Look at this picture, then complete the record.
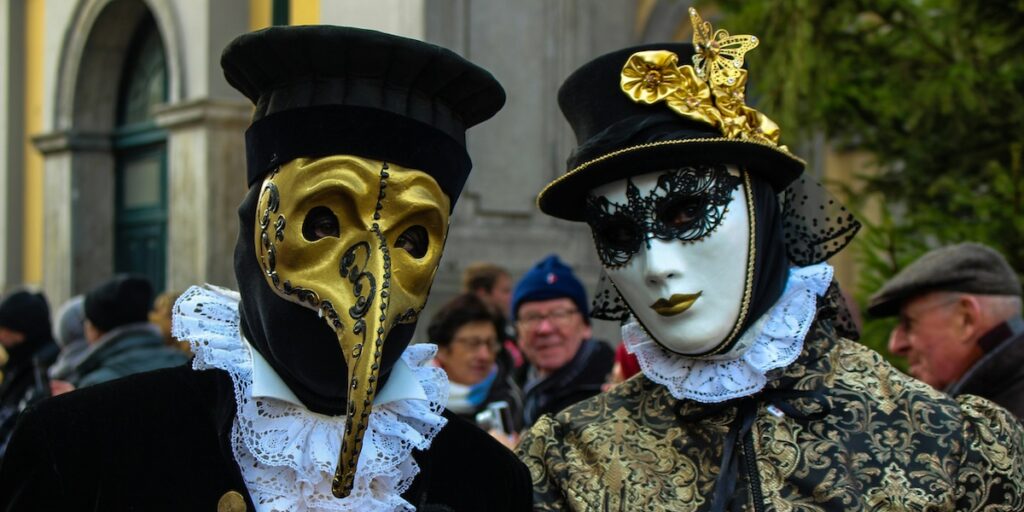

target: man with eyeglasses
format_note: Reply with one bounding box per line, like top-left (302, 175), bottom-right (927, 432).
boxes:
top-left (869, 242), bottom-right (1024, 419)
top-left (511, 255), bottom-right (613, 428)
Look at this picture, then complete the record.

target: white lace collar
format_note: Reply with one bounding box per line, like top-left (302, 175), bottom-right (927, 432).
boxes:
top-left (247, 340), bottom-right (427, 407)
top-left (622, 263), bottom-right (833, 403)
top-left (173, 285), bottom-right (448, 512)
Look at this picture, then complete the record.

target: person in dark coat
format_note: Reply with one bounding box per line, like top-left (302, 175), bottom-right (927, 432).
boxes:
top-left (0, 26), bottom-right (530, 512)
top-left (46, 295), bottom-right (89, 381)
top-left (512, 255), bottom-right (614, 429)
top-left (428, 293), bottom-right (524, 435)
top-left (0, 290), bottom-right (57, 460)
top-left (53, 275), bottom-right (188, 392)
top-left (869, 242), bottom-right (1024, 419)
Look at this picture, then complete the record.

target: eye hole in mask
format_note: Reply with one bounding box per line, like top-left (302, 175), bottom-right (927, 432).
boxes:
top-left (584, 164), bottom-right (741, 268)
top-left (655, 195), bottom-right (706, 229)
top-left (590, 215), bottom-right (642, 267)
top-left (302, 206), bottom-right (341, 241)
top-left (394, 225), bottom-right (429, 259)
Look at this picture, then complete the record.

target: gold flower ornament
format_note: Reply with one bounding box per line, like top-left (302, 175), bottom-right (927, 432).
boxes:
top-left (619, 7), bottom-right (786, 150)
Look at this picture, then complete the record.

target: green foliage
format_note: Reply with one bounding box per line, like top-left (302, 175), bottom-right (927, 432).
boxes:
top-left (713, 1), bottom-right (1024, 364)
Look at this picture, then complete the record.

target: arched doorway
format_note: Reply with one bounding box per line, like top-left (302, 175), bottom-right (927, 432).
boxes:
top-left (38, 0), bottom-right (251, 306)
top-left (113, 13), bottom-right (168, 291)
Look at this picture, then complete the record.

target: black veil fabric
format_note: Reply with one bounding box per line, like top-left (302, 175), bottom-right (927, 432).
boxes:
top-left (591, 172), bottom-right (861, 339)
top-left (233, 184), bottom-right (411, 416)
top-left (781, 176), bottom-right (860, 266)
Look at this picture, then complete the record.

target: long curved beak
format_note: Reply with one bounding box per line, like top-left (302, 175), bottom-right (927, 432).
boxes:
top-left (330, 230), bottom-right (391, 498)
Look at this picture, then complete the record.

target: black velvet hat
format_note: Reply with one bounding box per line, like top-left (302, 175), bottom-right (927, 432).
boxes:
top-left (538, 42), bottom-right (806, 221)
top-left (221, 25), bottom-right (506, 208)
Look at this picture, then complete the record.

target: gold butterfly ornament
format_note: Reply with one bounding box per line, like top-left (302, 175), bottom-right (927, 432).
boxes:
top-left (619, 7), bottom-right (784, 149)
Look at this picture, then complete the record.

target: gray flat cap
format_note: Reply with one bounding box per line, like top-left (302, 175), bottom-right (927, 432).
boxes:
top-left (868, 242), bottom-right (1022, 317)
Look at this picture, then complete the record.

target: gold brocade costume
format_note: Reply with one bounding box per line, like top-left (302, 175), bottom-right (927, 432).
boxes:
top-left (516, 303), bottom-right (1024, 511)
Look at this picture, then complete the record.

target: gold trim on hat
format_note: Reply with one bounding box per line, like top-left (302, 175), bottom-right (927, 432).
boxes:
top-left (536, 137), bottom-right (805, 210)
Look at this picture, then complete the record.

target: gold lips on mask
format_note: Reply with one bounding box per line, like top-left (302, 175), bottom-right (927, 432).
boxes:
top-left (650, 292), bottom-right (702, 316)
top-left (254, 156), bottom-right (450, 498)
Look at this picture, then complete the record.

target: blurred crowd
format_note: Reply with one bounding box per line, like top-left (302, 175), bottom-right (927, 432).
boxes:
top-left (424, 241), bottom-right (1024, 454)
top-left (0, 274), bottom-right (190, 458)
top-left (3, 241), bottom-right (1021, 464)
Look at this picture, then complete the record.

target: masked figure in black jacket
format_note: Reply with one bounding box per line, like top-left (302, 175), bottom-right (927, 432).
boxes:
top-left (0, 26), bottom-right (531, 512)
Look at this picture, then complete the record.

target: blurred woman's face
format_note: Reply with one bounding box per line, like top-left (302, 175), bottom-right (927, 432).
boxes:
top-left (436, 320), bottom-right (499, 385)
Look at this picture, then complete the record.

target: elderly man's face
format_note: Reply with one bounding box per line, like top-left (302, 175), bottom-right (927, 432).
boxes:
top-left (887, 292), bottom-right (979, 389)
top-left (517, 298), bottom-right (591, 376)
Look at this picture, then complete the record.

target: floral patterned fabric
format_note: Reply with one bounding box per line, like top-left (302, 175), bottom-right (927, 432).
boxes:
top-left (516, 300), bottom-right (1024, 511)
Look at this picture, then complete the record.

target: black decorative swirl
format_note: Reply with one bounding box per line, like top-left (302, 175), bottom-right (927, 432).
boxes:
top-left (259, 182), bottom-right (279, 230)
top-left (339, 240), bottom-right (376, 337)
top-left (259, 182), bottom-right (282, 286)
top-left (318, 300), bottom-right (344, 332)
top-left (392, 307), bottom-right (418, 326)
top-left (257, 178), bottom-right (345, 331)
top-left (274, 215), bottom-right (285, 242)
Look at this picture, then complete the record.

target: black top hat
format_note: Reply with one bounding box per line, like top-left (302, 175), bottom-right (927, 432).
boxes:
top-left (538, 41), bottom-right (805, 221)
top-left (221, 25), bottom-right (506, 208)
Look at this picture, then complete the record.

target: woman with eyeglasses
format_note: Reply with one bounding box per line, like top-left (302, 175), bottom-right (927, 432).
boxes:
top-left (429, 293), bottom-right (524, 440)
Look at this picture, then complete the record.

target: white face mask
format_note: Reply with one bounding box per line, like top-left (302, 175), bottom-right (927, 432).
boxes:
top-left (586, 165), bottom-right (752, 357)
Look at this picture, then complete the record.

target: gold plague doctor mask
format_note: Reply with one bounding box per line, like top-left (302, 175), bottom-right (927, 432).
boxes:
top-left (254, 155), bottom-right (450, 498)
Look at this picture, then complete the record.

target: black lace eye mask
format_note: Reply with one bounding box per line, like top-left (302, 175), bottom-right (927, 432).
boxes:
top-left (584, 164), bottom-right (742, 268)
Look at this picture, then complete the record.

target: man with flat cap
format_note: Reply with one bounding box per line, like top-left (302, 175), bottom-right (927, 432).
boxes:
top-left (869, 242), bottom-right (1024, 419)
top-left (0, 26), bottom-right (530, 511)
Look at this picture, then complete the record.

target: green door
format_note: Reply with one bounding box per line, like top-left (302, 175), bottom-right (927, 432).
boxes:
top-left (114, 14), bottom-right (168, 292)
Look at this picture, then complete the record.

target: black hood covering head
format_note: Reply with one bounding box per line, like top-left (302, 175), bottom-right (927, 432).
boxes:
top-left (223, 25), bottom-right (505, 416)
top-left (234, 185), bottom-right (412, 416)
top-left (743, 172), bottom-right (789, 339)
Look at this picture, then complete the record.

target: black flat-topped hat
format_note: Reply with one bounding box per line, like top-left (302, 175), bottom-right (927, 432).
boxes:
top-left (538, 9), bottom-right (805, 221)
top-left (222, 25), bottom-right (506, 208)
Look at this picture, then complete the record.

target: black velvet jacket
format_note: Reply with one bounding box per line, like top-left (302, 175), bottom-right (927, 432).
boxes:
top-left (0, 365), bottom-right (532, 511)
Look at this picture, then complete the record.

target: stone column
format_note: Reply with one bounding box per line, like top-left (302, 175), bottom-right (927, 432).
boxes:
top-left (0, 0), bottom-right (25, 291)
top-left (155, 98), bottom-right (251, 292)
top-left (34, 131), bottom-right (115, 306)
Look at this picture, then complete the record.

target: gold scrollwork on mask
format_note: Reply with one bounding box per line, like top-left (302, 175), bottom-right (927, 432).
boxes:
top-left (254, 156), bottom-right (450, 498)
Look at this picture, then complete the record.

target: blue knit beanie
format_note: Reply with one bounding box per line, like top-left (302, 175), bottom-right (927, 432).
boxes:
top-left (511, 255), bottom-right (588, 320)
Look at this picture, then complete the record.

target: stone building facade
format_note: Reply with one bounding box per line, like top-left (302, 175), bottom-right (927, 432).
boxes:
top-left (0, 1), bottom-right (856, 343)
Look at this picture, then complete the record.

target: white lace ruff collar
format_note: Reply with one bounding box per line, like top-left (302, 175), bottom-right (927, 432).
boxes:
top-left (622, 263), bottom-right (833, 403)
top-left (173, 285), bottom-right (448, 512)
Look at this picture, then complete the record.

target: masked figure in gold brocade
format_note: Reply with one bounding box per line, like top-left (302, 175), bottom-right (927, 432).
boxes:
top-left (515, 8), bottom-right (1024, 511)
top-left (0, 26), bottom-right (532, 512)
